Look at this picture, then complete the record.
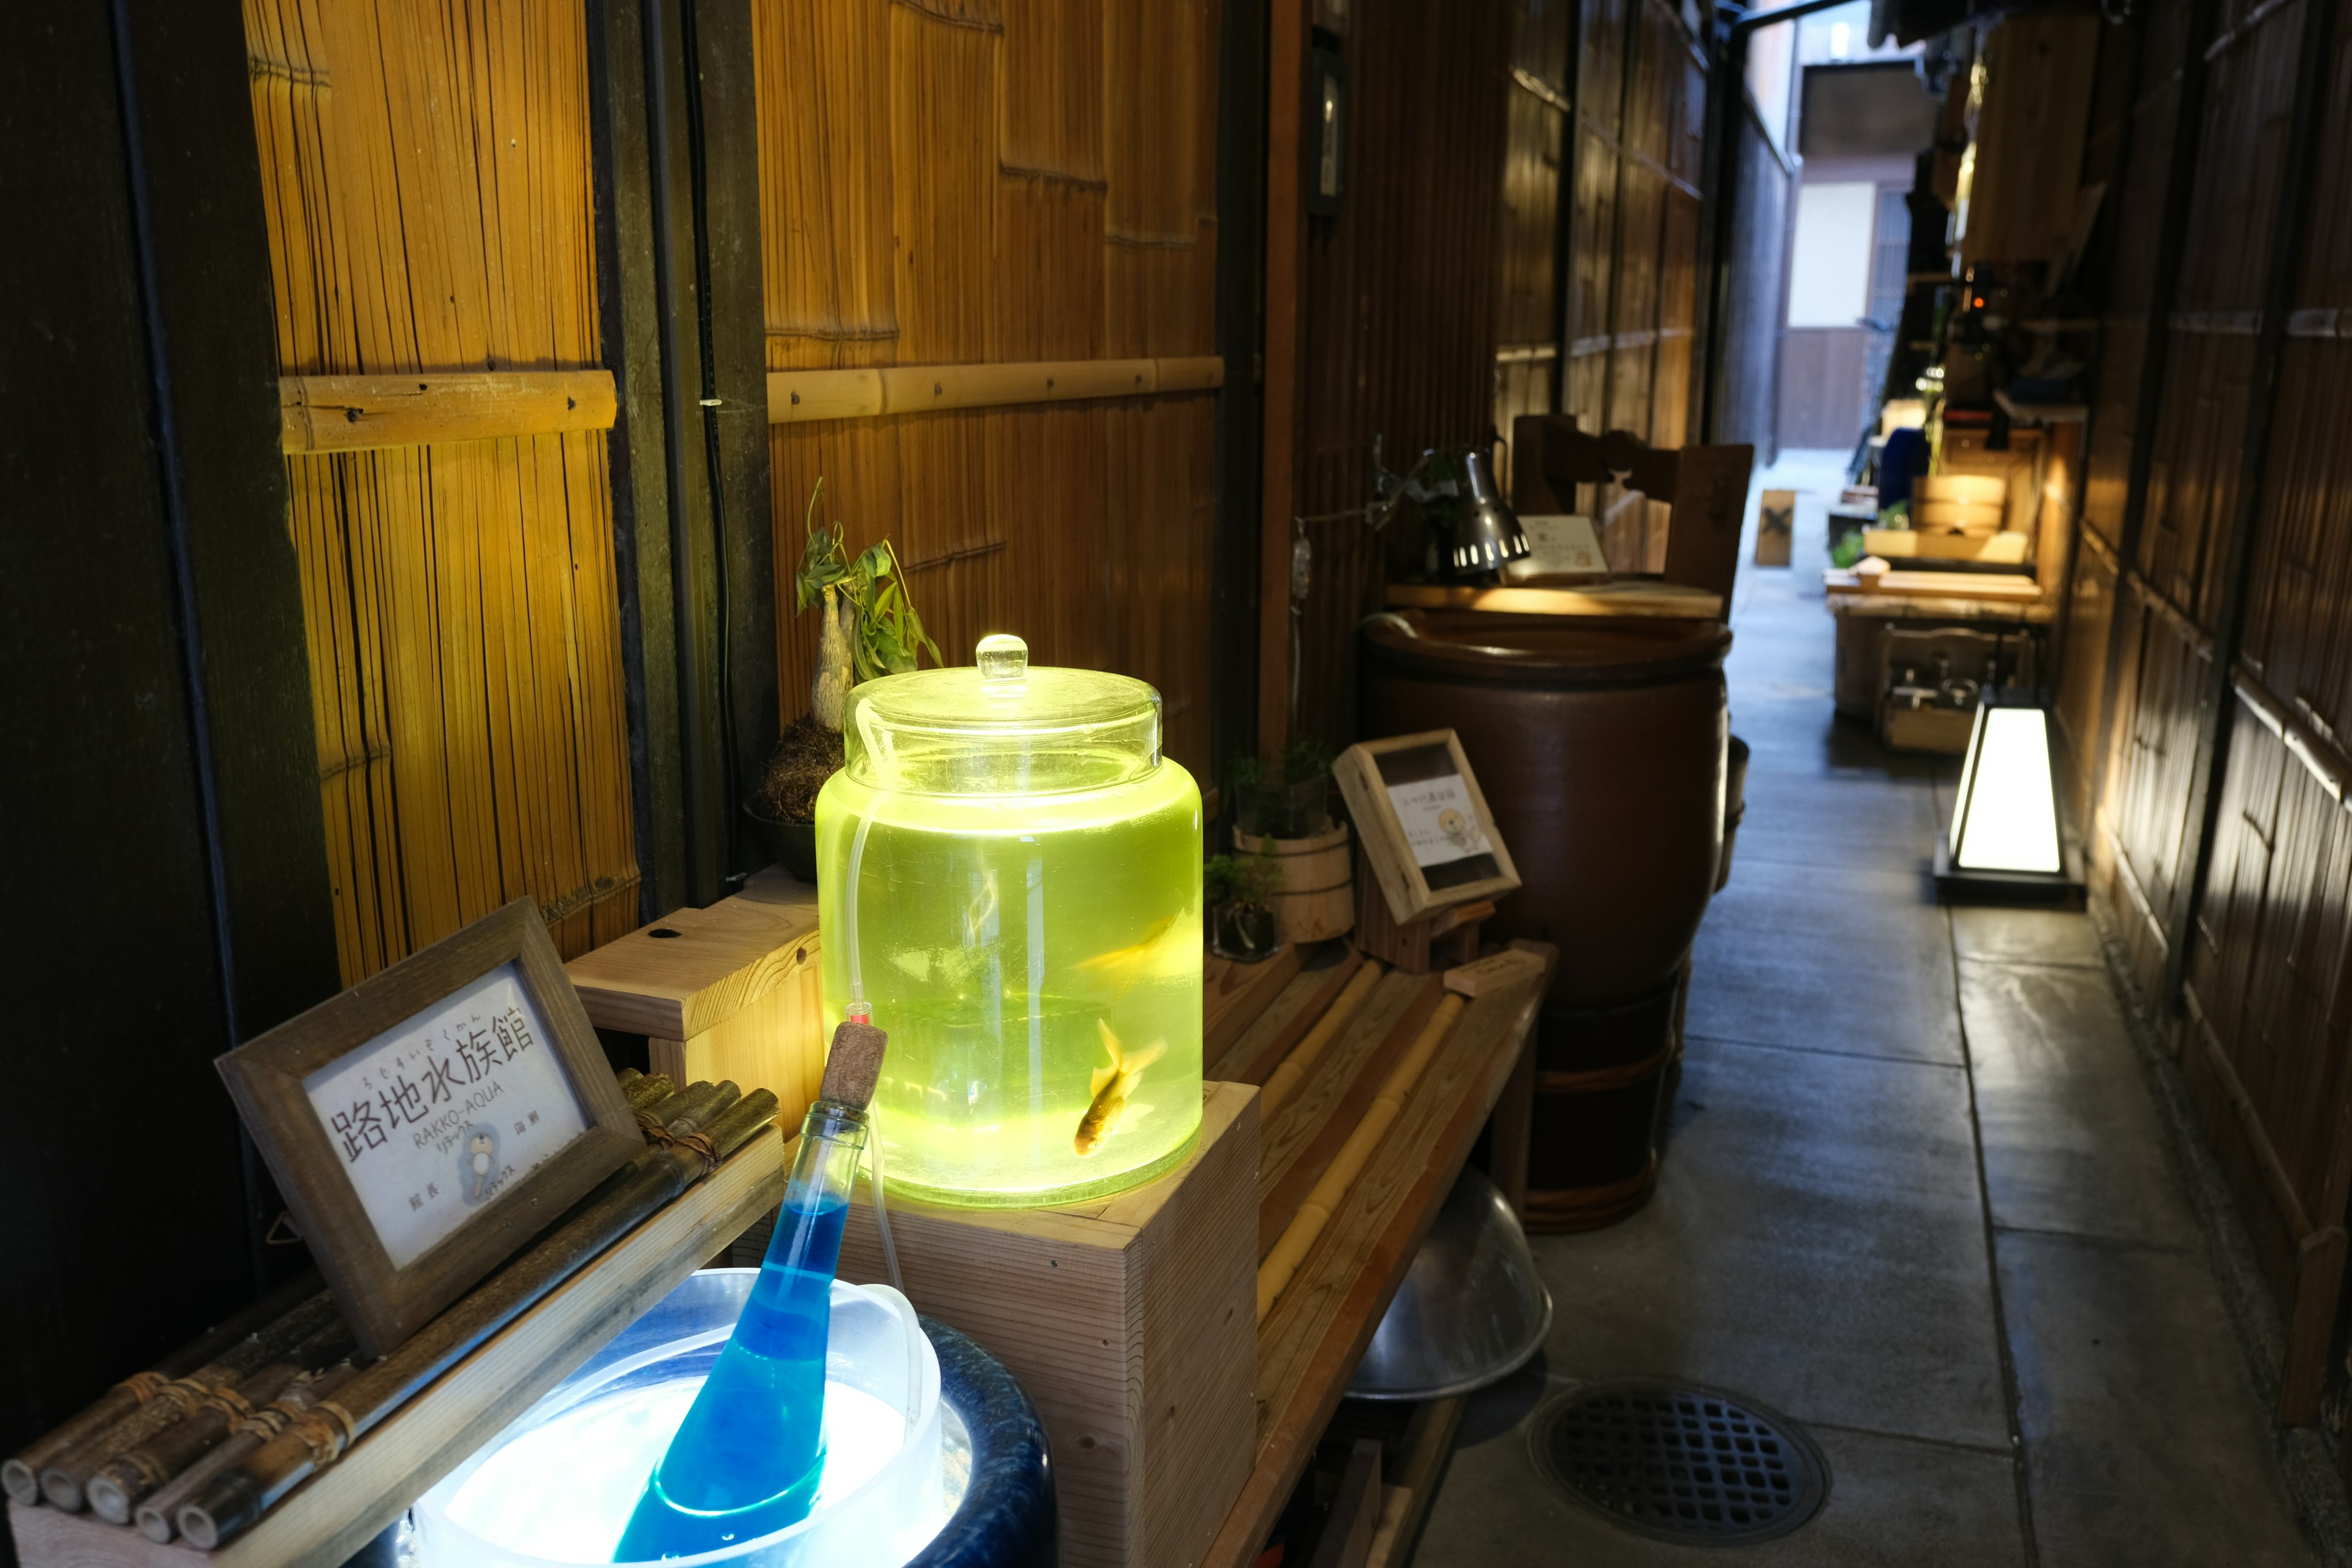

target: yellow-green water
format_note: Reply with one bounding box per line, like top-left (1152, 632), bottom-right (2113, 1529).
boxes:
top-left (814, 762), bottom-right (1203, 1207)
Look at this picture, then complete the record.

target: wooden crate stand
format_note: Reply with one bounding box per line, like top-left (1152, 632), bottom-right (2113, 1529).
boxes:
top-left (566, 869), bottom-right (826, 1128)
top-left (838, 1083), bottom-right (1260, 1568)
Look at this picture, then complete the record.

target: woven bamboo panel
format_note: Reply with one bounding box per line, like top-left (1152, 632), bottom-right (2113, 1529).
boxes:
top-left (755, 0), bottom-right (1221, 775)
top-left (243, 0), bottom-right (638, 981)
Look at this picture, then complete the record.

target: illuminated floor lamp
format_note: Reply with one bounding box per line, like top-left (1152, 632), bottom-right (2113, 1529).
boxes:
top-left (1936, 695), bottom-right (2084, 900)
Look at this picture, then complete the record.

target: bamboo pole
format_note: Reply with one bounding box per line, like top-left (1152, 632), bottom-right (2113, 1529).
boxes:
top-left (1, 1270), bottom-right (324, 1506)
top-left (767, 355), bottom-right (1224, 424)
top-left (37, 1292), bottom-right (344, 1512)
top-left (279, 372), bottom-right (617, 453)
top-left (134, 1360), bottom-right (362, 1545)
top-left (180, 1090), bottom-right (781, 1549)
top-left (1258, 962), bottom-right (1385, 1120)
top-left (85, 1317), bottom-right (355, 1525)
top-left (1257, 995), bottom-right (1469, 1321)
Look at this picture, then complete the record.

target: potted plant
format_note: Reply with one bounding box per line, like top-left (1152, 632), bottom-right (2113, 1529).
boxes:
top-left (1205, 847), bottom-right (1284, 962)
top-left (747, 480), bottom-right (940, 878)
top-left (1230, 740), bottom-right (1355, 942)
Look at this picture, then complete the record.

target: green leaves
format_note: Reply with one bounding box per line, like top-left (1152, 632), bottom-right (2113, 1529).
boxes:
top-left (791, 478), bottom-right (942, 684)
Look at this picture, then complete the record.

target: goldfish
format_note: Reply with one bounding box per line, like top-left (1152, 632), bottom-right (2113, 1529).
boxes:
top-left (1073, 1018), bottom-right (1163, 1157)
top-left (1074, 911), bottom-right (1195, 987)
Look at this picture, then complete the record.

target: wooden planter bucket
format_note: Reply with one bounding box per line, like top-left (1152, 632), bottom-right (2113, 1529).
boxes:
top-left (1234, 823), bottom-right (1355, 942)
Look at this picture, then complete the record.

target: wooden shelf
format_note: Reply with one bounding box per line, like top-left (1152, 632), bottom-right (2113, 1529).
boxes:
top-left (1197, 941), bottom-right (1553, 1568)
top-left (1385, 579), bottom-right (1722, 619)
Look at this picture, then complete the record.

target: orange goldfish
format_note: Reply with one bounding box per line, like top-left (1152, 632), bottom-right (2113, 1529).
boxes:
top-left (1073, 1019), bottom-right (1164, 1157)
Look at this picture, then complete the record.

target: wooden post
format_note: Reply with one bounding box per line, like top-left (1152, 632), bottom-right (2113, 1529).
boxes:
top-left (1258, 0), bottom-right (1311, 759)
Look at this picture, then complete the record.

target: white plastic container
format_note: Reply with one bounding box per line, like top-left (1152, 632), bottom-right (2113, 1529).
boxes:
top-left (413, 1270), bottom-right (966, 1568)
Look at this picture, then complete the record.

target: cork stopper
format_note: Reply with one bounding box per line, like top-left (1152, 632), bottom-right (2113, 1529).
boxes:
top-left (818, 1020), bottom-right (888, 1110)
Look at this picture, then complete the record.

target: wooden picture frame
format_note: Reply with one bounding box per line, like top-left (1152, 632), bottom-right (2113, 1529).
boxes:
top-left (1334, 730), bottom-right (1521, 926)
top-left (217, 899), bottom-right (641, 1360)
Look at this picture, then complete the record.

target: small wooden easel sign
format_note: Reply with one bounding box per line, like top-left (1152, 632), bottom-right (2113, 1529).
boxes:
top-left (1333, 730), bottom-right (1520, 973)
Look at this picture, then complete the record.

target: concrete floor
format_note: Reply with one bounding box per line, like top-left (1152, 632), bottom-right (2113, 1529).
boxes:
top-left (1411, 453), bottom-right (2317, 1567)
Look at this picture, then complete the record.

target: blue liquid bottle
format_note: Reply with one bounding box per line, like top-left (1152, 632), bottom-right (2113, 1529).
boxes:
top-left (615, 1025), bottom-right (884, 1561)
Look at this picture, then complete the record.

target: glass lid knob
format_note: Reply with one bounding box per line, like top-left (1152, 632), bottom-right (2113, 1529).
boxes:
top-left (976, 633), bottom-right (1028, 693)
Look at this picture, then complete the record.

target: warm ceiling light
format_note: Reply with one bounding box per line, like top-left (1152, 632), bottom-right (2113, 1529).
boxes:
top-left (1937, 701), bottom-right (2078, 899)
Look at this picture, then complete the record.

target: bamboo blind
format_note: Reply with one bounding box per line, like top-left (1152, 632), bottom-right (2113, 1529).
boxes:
top-left (244, 0), bottom-right (639, 982)
top-left (752, 0), bottom-right (1223, 775)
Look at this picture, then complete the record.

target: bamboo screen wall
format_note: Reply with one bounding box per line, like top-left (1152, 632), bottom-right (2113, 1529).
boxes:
top-left (2056, 0), bottom-right (2352, 1411)
top-left (2098, 0), bottom-right (2305, 1002)
top-left (2179, 0), bottom-right (2352, 1324)
top-left (243, 0), bottom-right (639, 981)
top-left (752, 0), bottom-right (1222, 774)
top-left (1562, 0), bottom-right (1709, 570)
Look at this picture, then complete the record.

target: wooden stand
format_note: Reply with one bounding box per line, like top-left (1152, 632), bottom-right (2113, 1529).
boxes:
top-left (567, 868), bottom-right (825, 1127)
top-left (1352, 878), bottom-right (1487, 974)
top-left (836, 1084), bottom-right (1260, 1568)
top-left (7, 1136), bottom-right (785, 1568)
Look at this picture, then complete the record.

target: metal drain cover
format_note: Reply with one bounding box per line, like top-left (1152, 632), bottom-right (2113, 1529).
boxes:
top-left (1532, 1381), bottom-right (1829, 1544)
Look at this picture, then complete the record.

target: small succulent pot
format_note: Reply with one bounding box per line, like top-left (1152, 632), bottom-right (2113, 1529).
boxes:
top-left (1211, 902), bottom-right (1283, 963)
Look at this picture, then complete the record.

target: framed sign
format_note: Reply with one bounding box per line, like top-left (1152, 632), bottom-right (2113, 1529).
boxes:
top-left (1335, 730), bottom-right (1521, 925)
top-left (217, 899), bottom-right (641, 1359)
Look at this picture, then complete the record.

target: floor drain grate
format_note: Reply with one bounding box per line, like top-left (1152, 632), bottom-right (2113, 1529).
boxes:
top-left (1531, 1381), bottom-right (1829, 1545)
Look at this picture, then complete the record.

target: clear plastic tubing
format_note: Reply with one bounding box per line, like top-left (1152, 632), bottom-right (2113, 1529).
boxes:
top-left (613, 1101), bottom-right (869, 1558)
top-left (843, 793), bottom-right (905, 1299)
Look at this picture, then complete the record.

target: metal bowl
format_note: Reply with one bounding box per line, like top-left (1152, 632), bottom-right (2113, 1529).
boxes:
top-left (1346, 1165), bottom-right (1552, 1401)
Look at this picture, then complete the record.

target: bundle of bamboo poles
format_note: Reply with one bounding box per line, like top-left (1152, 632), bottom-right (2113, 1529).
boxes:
top-left (6, 1068), bottom-right (776, 1550)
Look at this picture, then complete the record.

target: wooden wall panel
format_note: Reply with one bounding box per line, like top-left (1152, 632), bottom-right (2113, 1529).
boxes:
top-left (2101, 0), bottom-right (2301, 1001)
top-left (1715, 94), bottom-right (1792, 461)
top-left (244, 0), bottom-right (639, 979)
top-left (1493, 0), bottom-right (1574, 492)
top-left (2062, 0), bottom-right (2352, 1404)
top-left (758, 0), bottom-right (1222, 775)
top-left (1288, 0), bottom-right (1513, 749)
top-left (1551, 0), bottom-right (1709, 569)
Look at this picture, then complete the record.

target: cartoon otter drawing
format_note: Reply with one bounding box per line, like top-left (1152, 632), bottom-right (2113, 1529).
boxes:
top-left (468, 1131), bottom-right (496, 1199)
top-left (1439, 807), bottom-right (1476, 853)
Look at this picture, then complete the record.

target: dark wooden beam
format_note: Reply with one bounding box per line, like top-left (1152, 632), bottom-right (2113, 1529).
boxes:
top-left (1214, 0), bottom-right (1269, 793)
top-left (681, 0), bottom-right (777, 889)
top-left (588, 0), bottom-right (689, 924)
top-left (1259, 0), bottom-right (1310, 758)
top-left (0, 0), bottom-right (336, 1474)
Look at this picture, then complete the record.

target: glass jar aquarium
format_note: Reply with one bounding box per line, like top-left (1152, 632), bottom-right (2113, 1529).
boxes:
top-left (815, 635), bottom-right (1203, 1208)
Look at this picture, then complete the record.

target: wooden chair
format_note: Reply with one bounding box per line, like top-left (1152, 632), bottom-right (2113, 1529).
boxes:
top-left (1509, 414), bottom-right (1754, 616)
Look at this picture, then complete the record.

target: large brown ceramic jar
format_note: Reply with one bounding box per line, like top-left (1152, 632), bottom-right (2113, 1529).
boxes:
top-left (1360, 608), bottom-right (1730, 1229)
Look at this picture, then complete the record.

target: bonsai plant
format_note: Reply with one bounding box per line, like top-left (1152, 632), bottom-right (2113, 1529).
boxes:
top-left (1231, 738), bottom-right (1336, 840)
top-left (748, 480), bottom-right (940, 876)
top-left (1228, 739), bottom-right (1355, 943)
top-left (1205, 847), bottom-right (1284, 962)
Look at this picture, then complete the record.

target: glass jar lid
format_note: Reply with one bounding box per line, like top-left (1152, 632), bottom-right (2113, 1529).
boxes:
top-left (843, 634), bottom-right (1163, 796)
